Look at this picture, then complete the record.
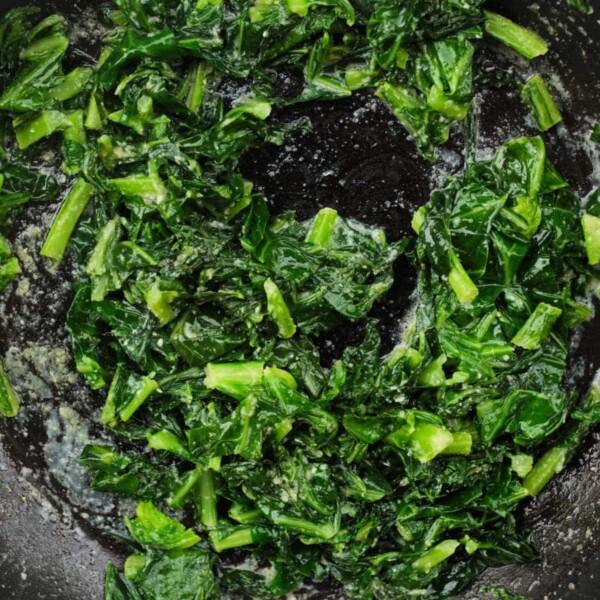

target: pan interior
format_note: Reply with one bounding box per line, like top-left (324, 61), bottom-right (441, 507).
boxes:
top-left (0, 1), bottom-right (600, 599)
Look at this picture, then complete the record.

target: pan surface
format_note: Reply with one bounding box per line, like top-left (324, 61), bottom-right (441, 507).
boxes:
top-left (0, 1), bottom-right (599, 599)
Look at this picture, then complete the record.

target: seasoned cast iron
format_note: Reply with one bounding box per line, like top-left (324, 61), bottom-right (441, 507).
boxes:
top-left (0, 1), bottom-right (599, 598)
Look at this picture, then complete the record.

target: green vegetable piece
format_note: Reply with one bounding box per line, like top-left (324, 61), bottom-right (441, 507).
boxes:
top-left (148, 430), bottom-right (192, 461)
top-left (124, 549), bottom-right (217, 598)
top-left (582, 213), bottom-right (600, 265)
top-left (417, 355), bottom-right (447, 388)
top-left (427, 84), bottom-right (469, 120)
top-left (272, 513), bottom-right (338, 540)
top-left (102, 367), bottom-right (158, 426)
top-left (145, 281), bottom-right (180, 326)
top-left (0, 360), bottom-right (19, 417)
top-left (62, 110), bottom-right (87, 175)
top-left (376, 81), bottom-right (449, 159)
top-left (345, 67), bottom-right (376, 91)
top-left (448, 250), bottom-right (479, 303)
top-left (306, 207), bottom-right (338, 249)
top-left (204, 361), bottom-right (265, 400)
top-left (125, 501), bottom-right (201, 549)
top-left (199, 469), bottom-right (218, 528)
top-left (15, 110), bottom-right (70, 149)
top-left (170, 312), bottom-right (245, 367)
top-left (264, 278), bottom-right (296, 339)
top-left (484, 11), bottom-right (548, 59)
top-left (185, 63), bottom-right (208, 113)
top-left (411, 206), bottom-right (426, 234)
top-left (229, 503), bottom-right (261, 525)
top-left (21, 25), bottom-right (67, 62)
top-left (0, 29), bottom-right (69, 113)
top-left (41, 178), bottom-right (93, 261)
top-left (210, 526), bottom-right (266, 552)
top-left (521, 74), bottom-right (563, 132)
top-left (386, 412), bottom-right (454, 463)
top-left (440, 431), bottom-right (473, 455)
top-left (511, 302), bottom-right (562, 350)
top-left (105, 563), bottom-right (143, 599)
top-left (412, 539), bottom-right (460, 574)
top-left (263, 366), bottom-right (298, 390)
top-left (0, 235), bottom-right (22, 291)
top-left (51, 66), bottom-right (93, 101)
top-left (510, 454), bottom-right (534, 478)
top-left (566, 299), bottom-right (593, 328)
top-left (591, 122), bottom-right (600, 143)
top-left (124, 555), bottom-right (147, 581)
top-left (119, 376), bottom-right (158, 421)
top-left (86, 219), bottom-right (122, 301)
top-left (85, 92), bottom-right (104, 130)
top-left (508, 195), bottom-right (542, 239)
top-left (523, 447), bottom-right (567, 496)
top-left (285, 0), bottom-right (354, 25)
top-left (111, 171), bottom-right (167, 205)
top-left (168, 468), bottom-right (203, 509)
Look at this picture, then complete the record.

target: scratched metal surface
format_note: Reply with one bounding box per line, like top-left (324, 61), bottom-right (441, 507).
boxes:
top-left (0, 1), bottom-right (599, 599)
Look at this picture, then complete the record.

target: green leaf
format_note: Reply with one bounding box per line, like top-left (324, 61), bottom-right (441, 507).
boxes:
top-left (125, 501), bottom-right (201, 550)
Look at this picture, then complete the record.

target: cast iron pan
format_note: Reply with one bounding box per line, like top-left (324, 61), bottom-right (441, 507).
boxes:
top-left (0, 1), bottom-right (599, 598)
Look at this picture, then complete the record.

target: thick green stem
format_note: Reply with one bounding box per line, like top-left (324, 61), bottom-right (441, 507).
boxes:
top-left (51, 67), bottom-right (93, 102)
top-left (582, 213), bottom-right (600, 265)
top-left (15, 110), bottom-right (70, 149)
top-left (523, 447), bottom-right (567, 496)
top-left (168, 468), bottom-right (203, 508)
top-left (41, 178), bottom-right (93, 261)
top-left (186, 62), bottom-right (208, 112)
top-left (484, 11), bottom-right (548, 59)
top-left (272, 514), bottom-right (337, 540)
top-left (199, 469), bottom-right (218, 528)
top-left (511, 302), bottom-right (562, 350)
top-left (440, 431), bottom-right (473, 456)
top-left (120, 377), bottom-right (158, 422)
top-left (521, 74), bottom-right (562, 132)
top-left (210, 526), bottom-right (260, 552)
top-left (412, 539), bottom-right (460, 574)
top-left (229, 503), bottom-right (262, 524)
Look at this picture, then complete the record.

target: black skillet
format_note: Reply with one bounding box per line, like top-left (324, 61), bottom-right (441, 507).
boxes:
top-left (1, 1), bottom-right (599, 598)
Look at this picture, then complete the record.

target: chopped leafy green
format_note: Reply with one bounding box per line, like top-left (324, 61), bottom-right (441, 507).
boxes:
top-left (73, 134), bottom-right (593, 599)
top-left (125, 501), bottom-right (201, 550)
top-left (0, 359), bottom-right (19, 417)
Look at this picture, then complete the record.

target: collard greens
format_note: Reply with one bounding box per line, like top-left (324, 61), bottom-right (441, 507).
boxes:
top-left (0, 2), bottom-right (598, 600)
